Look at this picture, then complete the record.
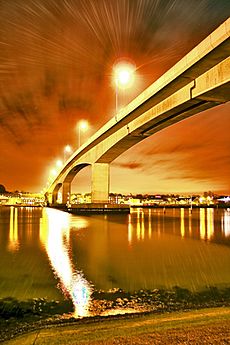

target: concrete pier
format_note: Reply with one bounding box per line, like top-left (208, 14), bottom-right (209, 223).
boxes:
top-left (51, 203), bottom-right (130, 214)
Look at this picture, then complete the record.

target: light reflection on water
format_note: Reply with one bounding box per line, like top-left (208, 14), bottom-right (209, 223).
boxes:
top-left (180, 208), bottom-right (185, 238)
top-left (128, 207), bottom-right (230, 243)
top-left (8, 207), bottom-right (19, 252)
top-left (200, 208), bottom-right (206, 240)
top-left (39, 208), bottom-right (92, 317)
top-left (222, 209), bottom-right (230, 236)
top-left (1, 206), bottom-right (230, 311)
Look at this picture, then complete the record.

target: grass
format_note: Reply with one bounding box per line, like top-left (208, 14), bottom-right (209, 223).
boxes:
top-left (4, 307), bottom-right (230, 344)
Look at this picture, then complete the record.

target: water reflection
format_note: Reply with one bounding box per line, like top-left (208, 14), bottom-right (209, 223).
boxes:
top-left (148, 209), bottom-right (152, 239)
top-left (189, 209), bottom-right (192, 235)
top-left (8, 207), bottom-right (19, 252)
top-left (200, 208), bottom-right (206, 240)
top-left (3, 206), bottom-right (230, 310)
top-left (40, 208), bottom-right (92, 317)
top-left (180, 208), bottom-right (185, 238)
top-left (207, 208), bottom-right (214, 240)
top-left (129, 207), bottom-right (230, 243)
top-left (128, 214), bottom-right (133, 245)
top-left (136, 208), bottom-right (141, 241)
top-left (222, 209), bottom-right (230, 236)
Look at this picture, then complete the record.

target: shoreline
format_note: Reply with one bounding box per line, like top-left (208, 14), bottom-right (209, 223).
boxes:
top-left (1, 286), bottom-right (230, 343)
top-left (131, 204), bottom-right (230, 209)
top-left (0, 204), bottom-right (229, 209)
top-left (2, 306), bottom-right (230, 344)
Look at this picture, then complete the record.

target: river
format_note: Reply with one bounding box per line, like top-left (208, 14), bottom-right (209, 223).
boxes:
top-left (0, 206), bottom-right (230, 317)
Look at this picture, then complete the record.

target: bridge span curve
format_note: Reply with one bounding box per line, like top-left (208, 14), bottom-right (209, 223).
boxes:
top-left (45, 18), bottom-right (230, 205)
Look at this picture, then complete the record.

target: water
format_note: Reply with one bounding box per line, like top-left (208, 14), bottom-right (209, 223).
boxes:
top-left (0, 206), bottom-right (230, 317)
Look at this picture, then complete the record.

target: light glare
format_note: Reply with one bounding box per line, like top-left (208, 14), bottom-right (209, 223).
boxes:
top-left (79, 120), bottom-right (89, 132)
top-left (113, 61), bottom-right (136, 89)
top-left (56, 160), bottom-right (63, 168)
top-left (64, 145), bottom-right (72, 153)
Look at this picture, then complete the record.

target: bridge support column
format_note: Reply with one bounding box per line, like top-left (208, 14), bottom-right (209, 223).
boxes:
top-left (45, 192), bottom-right (52, 206)
top-left (52, 183), bottom-right (62, 204)
top-left (91, 163), bottom-right (110, 203)
top-left (62, 182), bottom-right (71, 205)
top-left (52, 192), bottom-right (58, 204)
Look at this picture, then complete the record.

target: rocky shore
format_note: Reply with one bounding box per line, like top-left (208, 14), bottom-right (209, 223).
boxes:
top-left (1, 286), bottom-right (230, 343)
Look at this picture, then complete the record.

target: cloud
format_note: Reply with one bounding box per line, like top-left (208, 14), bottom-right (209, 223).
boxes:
top-left (0, 0), bottom-right (229, 192)
top-left (113, 162), bottom-right (143, 170)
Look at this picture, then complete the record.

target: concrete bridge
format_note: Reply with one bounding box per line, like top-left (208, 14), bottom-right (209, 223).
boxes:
top-left (45, 18), bottom-right (230, 206)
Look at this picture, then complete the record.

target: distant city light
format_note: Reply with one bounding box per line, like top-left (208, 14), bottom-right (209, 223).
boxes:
top-left (218, 196), bottom-right (230, 203)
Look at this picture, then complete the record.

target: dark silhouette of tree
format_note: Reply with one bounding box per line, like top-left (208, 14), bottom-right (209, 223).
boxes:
top-left (0, 184), bottom-right (6, 194)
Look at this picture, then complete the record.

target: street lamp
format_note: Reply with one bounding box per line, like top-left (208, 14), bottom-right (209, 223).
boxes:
top-left (64, 145), bottom-right (72, 161)
top-left (50, 168), bottom-right (57, 177)
top-left (113, 60), bottom-right (136, 113)
top-left (56, 160), bottom-right (63, 169)
top-left (78, 120), bottom-right (89, 148)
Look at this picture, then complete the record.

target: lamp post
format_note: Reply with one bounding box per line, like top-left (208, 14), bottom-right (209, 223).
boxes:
top-left (78, 120), bottom-right (89, 148)
top-left (113, 61), bottom-right (136, 114)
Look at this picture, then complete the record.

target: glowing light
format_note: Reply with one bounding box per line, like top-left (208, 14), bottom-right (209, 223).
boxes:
top-left (41, 208), bottom-right (92, 317)
top-left (8, 207), bottom-right (19, 252)
top-left (218, 196), bottom-right (230, 203)
top-left (136, 208), bottom-right (141, 241)
top-left (200, 208), bottom-right (206, 239)
top-left (148, 209), bottom-right (152, 239)
top-left (78, 120), bottom-right (89, 147)
top-left (56, 160), bottom-right (63, 168)
top-left (39, 212), bottom-right (48, 247)
top-left (141, 211), bottom-right (145, 240)
top-left (222, 209), bottom-right (230, 236)
top-left (64, 145), bottom-right (73, 162)
top-left (50, 168), bottom-right (57, 176)
top-left (180, 208), bottom-right (185, 238)
top-left (128, 214), bottom-right (133, 245)
top-left (189, 210), bottom-right (192, 235)
top-left (207, 208), bottom-right (214, 240)
top-left (78, 120), bottom-right (89, 131)
top-left (71, 274), bottom-right (91, 316)
top-left (113, 61), bottom-right (136, 89)
top-left (64, 145), bottom-right (72, 153)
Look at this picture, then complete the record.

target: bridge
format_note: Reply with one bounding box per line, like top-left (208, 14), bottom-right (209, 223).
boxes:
top-left (45, 18), bottom-right (230, 207)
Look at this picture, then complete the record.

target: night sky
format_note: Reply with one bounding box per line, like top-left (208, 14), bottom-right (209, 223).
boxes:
top-left (0, 0), bottom-right (229, 194)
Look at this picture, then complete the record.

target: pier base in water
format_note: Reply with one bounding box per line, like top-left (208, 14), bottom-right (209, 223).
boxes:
top-left (51, 203), bottom-right (130, 214)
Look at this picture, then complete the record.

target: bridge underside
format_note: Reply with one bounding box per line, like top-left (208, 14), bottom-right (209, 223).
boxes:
top-left (48, 162), bottom-right (110, 205)
top-left (96, 58), bottom-right (229, 163)
top-left (46, 20), bottom-right (230, 206)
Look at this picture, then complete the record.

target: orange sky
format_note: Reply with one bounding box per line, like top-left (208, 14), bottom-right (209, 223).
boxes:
top-left (0, 0), bottom-right (229, 194)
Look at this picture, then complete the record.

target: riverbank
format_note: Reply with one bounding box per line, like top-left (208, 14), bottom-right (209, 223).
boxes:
top-left (1, 286), bottom-right (230, 343)
top-left (131, 204), bottom-right (230, 209)
top-left (3, 306), bottom-right (230, 344)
